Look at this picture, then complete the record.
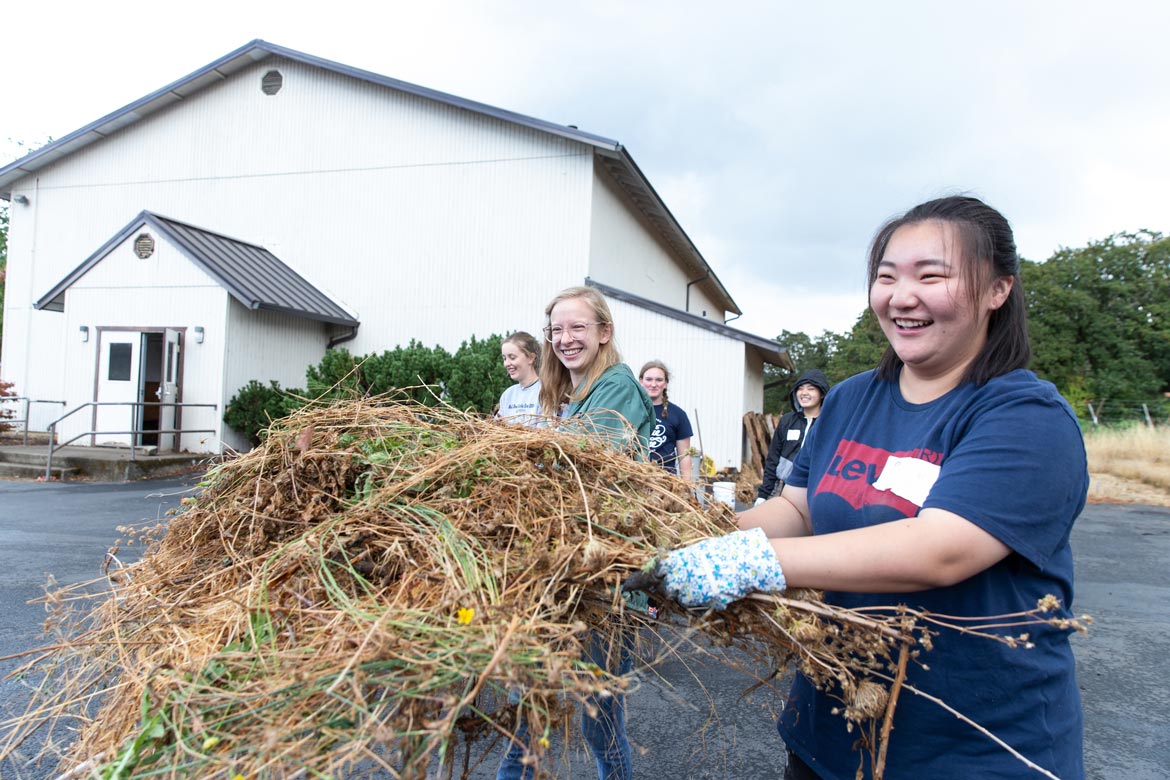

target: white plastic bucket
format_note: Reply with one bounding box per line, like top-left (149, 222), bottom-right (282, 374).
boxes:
top-left (712, 481), bottom-right (737, 508)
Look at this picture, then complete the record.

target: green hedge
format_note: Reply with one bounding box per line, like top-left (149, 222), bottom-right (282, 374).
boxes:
top-left (222, 380), bottom-right (303, 446)
top-left (225, 335), bottom-right (515, 446)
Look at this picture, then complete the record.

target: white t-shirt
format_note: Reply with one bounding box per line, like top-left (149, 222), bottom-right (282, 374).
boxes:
top-left (497, 379), bottom-right (543, 426)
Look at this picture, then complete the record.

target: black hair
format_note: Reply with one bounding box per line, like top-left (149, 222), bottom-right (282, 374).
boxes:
top-left (867, 195), bottom-right (1031, 385)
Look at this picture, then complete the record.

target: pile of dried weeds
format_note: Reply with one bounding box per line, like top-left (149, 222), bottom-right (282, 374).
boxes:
top-left (1, 398), bottom-right (1081, 780)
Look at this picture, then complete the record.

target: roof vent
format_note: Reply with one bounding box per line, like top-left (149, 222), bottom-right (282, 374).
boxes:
top-left (261, 70), bottom-right (283, 96)
top-left (134, 233), bottom-right (155, 259)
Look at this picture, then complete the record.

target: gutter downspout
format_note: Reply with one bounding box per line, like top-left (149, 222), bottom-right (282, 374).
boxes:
top-left (684, 270), bottom-right (709, 314)
top-left (328, 324), bottom-right (359, 350)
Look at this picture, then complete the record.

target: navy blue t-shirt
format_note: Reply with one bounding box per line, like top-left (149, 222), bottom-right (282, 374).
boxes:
top-left (648, 404), bottom-right (694, 474)
top-left (780, 369), bottom-right (1088, 780)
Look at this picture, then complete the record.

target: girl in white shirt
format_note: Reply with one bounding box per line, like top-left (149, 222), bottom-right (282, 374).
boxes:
top-left (497, 331), bottom-right (542, 425)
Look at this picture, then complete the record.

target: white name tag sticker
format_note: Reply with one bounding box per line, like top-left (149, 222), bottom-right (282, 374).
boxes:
top-left (872, 456), bottom-right (941, 507)
top-left (786, 429), bottom-right (801, 441)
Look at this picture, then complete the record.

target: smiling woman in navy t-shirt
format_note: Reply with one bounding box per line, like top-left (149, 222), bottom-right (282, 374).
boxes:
top-left (638, 360), bottom-right (694, 479)
top-left (644, 197), bottom-right (1089, 780)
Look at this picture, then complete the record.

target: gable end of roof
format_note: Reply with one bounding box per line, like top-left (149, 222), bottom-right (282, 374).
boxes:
top-left (4, 40), bottom-right (740, 316)
top-left (0, 39), bottom-right (620, 199)
top-left (35, 211), bottom-right (359, 327)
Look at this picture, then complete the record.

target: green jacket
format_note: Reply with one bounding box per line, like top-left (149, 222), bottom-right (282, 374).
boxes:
top-left (565, 363), bottom-right (655, 460)
top-left (566, 363), bottom-right (656, 615)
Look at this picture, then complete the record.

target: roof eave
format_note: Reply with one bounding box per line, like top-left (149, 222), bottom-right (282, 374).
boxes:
top-left (0, 41), bottom-right (267, 198)
top-left (586, 278), bottom-right (787, 369)
top-left (256, 303), bottom-right (360, 327)
top-left (595, 147), bottom-right (741, 316)
top-left (0, 39), bottom-right (622, 198)
top-left (149, 213), bottom-right (360, 325)
top-left (34, 211), bottom-right (153, 310)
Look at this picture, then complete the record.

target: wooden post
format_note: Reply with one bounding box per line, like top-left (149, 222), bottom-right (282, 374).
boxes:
top-left (1142, 404), bottom-right (1153, 428)
top-left (742, 412), bottom-right (767, 475)
top-left (1086, 401), bottom-right (1099, 427)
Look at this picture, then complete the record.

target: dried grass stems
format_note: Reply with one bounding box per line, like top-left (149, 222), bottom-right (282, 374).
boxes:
top-left (1, 397), bottom-right (1089, 780)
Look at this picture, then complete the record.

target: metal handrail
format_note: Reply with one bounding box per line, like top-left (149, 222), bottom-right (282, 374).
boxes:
top-left (0, 397), bottom-right (67, 445)
top-left (45, 401), bottom-right (218, 481)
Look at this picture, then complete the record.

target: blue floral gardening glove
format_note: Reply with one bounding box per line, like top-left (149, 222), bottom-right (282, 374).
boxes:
top-left (624, 528), bottom-right (787, 609)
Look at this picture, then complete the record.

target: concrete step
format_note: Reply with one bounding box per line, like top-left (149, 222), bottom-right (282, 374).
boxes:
top-left (0, 447), bottom-right (158, 467)
top-left (0, 448), bottom-right (57, 466)
top-left (0, 446), bottom-right (208, 482)
top-left (0, 461), bottom-right (76, 480)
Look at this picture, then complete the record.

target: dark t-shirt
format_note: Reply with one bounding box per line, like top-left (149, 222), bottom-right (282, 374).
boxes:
top-left (648, 404), bottom-right (693, 474)
top-left (780, 368), bottom-right (1088, 780)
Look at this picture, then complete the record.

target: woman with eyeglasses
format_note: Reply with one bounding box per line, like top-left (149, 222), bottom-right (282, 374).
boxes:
top-left (537, 286), bottom-right (654, 452)
top-left (496, 285), bottom-right (653, 780)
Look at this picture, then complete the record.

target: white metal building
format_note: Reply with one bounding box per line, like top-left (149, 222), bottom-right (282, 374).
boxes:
top-left (0, 40), bottom-right (789, 466)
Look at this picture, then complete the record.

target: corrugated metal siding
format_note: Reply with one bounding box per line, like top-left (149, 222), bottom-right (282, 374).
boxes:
top-left (605, 298), bottom-right (749, 470)
top-left (222, 300), bottom-right (332, 452)
top-left (589, 169), bottom-right (690, 307)
top-left (3, 198), bottom-right (68, 417)
top-left (587, 164), bottom-right (726, 321)
top-left (3, 56), bottom-right (597, 413)
top-left (743, 350), bottom-right (765, 412)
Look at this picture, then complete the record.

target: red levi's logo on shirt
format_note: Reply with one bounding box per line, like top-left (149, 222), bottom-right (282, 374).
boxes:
top-left (815, 440), bottom-right (945, 515)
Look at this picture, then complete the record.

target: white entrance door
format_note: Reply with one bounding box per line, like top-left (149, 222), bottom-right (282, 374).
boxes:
top-left (94, 332), bottom-right (141, 447)
top-left (157, 329), bottom-right (182, 452)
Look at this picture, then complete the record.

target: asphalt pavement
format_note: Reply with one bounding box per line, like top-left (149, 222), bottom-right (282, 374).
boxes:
top-left (0, 477), bottom-right (1166, 780)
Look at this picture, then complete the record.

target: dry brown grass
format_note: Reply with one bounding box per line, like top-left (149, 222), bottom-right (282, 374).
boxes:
top-left (8, 398), bottom-right (987, 780)
top-left (1084, 426), bottom-right (1170, 506)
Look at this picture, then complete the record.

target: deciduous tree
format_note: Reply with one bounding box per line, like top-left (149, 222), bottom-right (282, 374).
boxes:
top-left (1023, 231), bottom-right (1170, 403)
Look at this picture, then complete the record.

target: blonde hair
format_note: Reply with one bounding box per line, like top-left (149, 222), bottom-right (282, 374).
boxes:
top-left (638, 359), bottom-right (671, 416)
top-left (502, 331), bottom-right (542, 372)
top-left (538, 286), bottom-right (621, 415)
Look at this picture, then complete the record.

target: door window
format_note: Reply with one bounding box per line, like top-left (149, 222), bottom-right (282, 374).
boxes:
top-left (108, 343), bottom-right (133, 381)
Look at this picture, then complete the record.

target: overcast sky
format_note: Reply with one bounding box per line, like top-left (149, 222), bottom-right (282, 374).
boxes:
top-left (4, 1), bottom-right (1168, 338)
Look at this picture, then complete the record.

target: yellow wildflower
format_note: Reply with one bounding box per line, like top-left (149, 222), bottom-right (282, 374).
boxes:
top-left (457, 607), bottom-right (475, 625)
top-left (201, 735), bottom-right (220, 750)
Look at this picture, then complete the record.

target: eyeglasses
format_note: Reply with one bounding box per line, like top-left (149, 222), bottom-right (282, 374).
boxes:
top-left (543, 322), bottom-right (601, 342)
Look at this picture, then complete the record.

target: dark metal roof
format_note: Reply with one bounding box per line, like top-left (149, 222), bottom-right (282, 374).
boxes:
top-left (585, 278), bottom-right (792, 370)
top-left (0, 39), bottom-right (739, 315)
top-left (36, 211), bottom-right (359, 327)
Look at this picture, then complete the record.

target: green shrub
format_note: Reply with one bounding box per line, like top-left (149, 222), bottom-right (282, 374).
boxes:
top-left (446, 334), bottom-right (512, 414)
top-left (305, 348), bottom-right (365, 401)
top-left (305, 343), bottom-right (453, 405)
top-left (224, 380), bottom-right (302, 446)
top-left (296, 334), bottom-right (513, 420)
top-left (362, 340), bottom-right (452, 405)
